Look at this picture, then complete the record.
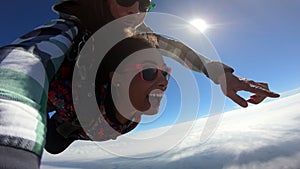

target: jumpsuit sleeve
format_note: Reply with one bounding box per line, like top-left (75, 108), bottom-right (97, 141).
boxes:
top-left (137, 23), bottom-right (234, 84)
top-left (0, 19), bottom-right (78, 156)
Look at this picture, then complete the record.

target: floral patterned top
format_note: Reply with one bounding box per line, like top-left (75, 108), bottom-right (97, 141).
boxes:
top-left (47, 59), bottom-right (141, 141)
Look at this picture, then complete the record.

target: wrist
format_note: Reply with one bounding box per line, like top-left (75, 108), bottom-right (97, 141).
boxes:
top-left (204, 61), bottom-right (234, 84)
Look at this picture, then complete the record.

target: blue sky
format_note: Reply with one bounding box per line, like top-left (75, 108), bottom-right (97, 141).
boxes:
top-left (0, 0), bottom-right (299, 131)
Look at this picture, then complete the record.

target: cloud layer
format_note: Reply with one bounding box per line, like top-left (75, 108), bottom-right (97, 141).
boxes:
top-left (42, 93), bottom-right (300, 169)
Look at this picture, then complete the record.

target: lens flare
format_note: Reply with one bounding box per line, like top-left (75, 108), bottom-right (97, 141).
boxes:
top-left (190, 18), bottom-right (209, 33)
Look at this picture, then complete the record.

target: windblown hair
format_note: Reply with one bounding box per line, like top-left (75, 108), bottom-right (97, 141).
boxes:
top-left (96, 33), bottom-right (159, 86)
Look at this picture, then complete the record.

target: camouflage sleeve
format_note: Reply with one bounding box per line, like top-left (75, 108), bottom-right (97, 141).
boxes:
top-left (137, 23), bottom-right (234, 84)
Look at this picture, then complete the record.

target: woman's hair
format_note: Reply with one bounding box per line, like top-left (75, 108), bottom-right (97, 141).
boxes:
top-left (96, 33), bottom-right (159, 86)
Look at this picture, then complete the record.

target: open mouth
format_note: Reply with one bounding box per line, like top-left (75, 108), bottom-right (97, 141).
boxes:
top-left (148, 92), bottom-right (163, 98)
top-left (146, 90), bottom-right (164, 108)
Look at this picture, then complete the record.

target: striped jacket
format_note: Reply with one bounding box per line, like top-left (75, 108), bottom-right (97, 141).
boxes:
top-left (0, 19), bottom-right (77, 156)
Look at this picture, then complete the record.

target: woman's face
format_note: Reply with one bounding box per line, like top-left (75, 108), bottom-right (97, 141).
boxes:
top-left (112, 49), bottom-right (169, 116)
top-left (107, 0), bottom-right (149, 27)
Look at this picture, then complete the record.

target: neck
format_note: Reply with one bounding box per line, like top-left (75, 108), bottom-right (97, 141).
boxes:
top-left (114, 106), bottom-right (137, 125)
top-left (115, 112), bottom-right (129, 124)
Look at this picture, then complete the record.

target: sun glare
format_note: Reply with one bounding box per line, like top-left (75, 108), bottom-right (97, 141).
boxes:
top-left (190, 18), bottom-right (209, 33)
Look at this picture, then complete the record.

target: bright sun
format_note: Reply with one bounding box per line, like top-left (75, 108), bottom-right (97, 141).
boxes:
top-left (190, 18), bottom-right (209, 33)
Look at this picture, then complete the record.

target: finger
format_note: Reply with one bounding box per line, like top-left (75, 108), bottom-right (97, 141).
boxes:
top-left (246, 83), bottom-right (272, 104)
top-left (240, 81), bottom-right (280, 98)
top-left (228, 92), bottom-right (248, 108)
top-left (247, 95), bottom-right (258, 101)
top-left (247, 99), bottom-right (262, 104)
top-left (256, 82), bottom-right (269, 89)
top-left (248, 81), bottom-right (280, 97)
top-left (249, 81), bottom-right (268, 89)
top-left (248, 82), bottom-right (272, 95)
top-left (247, 94), bottom-right (266, 104)
top-left (247, 95), bottom-right (265, 104)
top-left (247, 99), bottom-right (256, 104)
top-left (249, 94), bottom-right (258, 99)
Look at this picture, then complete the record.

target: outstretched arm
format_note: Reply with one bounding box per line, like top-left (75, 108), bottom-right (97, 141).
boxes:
top-left (155, 33), bottom-right (233, 82)
top-left (136, 23), bottom-right (280, 106)
top-left (157, 34), bottom-right (280, 106)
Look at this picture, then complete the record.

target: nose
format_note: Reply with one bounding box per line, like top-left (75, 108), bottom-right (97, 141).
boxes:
top-left (156, 71), bottom-right (169, 91)
top-left (127, 2), bottom-right (140, 14)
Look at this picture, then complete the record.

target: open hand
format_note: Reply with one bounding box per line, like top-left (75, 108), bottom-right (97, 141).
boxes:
top-left (218, 72), bottom-right (280, 108)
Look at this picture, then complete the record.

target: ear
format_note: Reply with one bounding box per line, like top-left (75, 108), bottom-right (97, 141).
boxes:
top-left (109, 72), bottom-right (121, 87)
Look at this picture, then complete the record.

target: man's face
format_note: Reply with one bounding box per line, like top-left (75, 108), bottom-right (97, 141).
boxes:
top-left (107, 0), bottom-right (150, 28)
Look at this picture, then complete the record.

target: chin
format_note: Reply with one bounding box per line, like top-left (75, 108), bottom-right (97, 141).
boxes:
top-left (135, 99), bottom-right (161, 115)
top-left (141, 105), bottom-right (160, 115)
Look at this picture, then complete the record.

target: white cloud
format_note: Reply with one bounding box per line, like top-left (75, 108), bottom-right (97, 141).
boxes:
top-left (42, 92), bottom-right (300, 169)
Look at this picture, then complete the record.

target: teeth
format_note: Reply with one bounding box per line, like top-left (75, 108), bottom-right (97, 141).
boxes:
top-left (149, 93), bottom-right (163, 98)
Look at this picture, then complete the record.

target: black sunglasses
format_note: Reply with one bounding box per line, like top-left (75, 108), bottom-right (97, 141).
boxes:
top-left (116, 0), bottom-right (156, 12)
